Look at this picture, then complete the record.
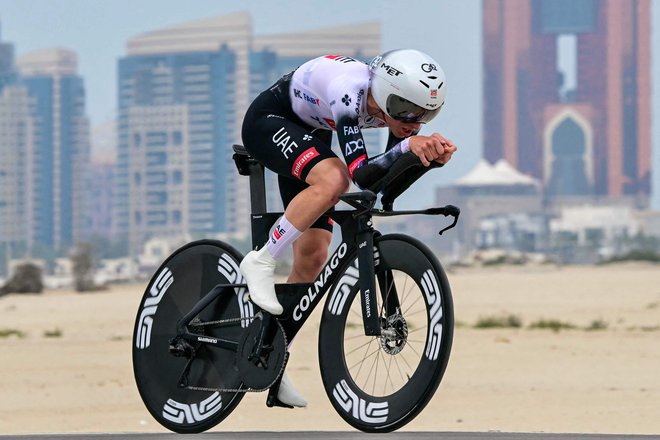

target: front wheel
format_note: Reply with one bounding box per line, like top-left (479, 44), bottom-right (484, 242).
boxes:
top-left (318, 234), bottom-right (454, 432)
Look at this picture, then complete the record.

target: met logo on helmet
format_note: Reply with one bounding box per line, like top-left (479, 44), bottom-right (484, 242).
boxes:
top-left (380, 63), bottom-right (403, 77)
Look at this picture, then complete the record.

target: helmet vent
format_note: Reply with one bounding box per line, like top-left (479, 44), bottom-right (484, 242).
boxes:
top-left (419, 80), bottom-right (430, 88)
top-left (427, 76), bottom-right (438, 80)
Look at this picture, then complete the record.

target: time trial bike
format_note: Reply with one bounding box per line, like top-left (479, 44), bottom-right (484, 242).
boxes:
top-left (132, 144), bottom-right (459, 433)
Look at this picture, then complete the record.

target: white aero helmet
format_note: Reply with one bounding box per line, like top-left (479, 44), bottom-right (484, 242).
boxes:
top-left (369, 49), bottom-right (446, 123)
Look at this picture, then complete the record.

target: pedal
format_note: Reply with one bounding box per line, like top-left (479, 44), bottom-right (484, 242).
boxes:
top-left (266, 397), bottom-right (294, 409)
top-left (266, 379), bottom-right (293, 409)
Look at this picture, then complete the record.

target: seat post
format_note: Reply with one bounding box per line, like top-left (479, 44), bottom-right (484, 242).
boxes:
top-left (247, 160), bottom-right (267, 214)
top-left (232, 144), bottom-right (267, 214)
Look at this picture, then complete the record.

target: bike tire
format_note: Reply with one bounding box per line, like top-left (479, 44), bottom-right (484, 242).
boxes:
top-left (132, 239), bottom-right (252, 433)
top-left (318, 234), bottom-right (454, 432)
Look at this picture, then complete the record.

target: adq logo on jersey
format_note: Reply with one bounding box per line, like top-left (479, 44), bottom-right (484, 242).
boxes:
top-left (344, 139), bottom-right (365, 156)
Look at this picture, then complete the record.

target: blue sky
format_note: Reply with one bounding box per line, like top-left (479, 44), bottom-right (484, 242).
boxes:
top-left (0, 0), bottom-right (658, 208)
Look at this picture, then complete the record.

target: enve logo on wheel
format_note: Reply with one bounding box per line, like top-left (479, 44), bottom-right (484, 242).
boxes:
top-left (327, 260), bottom-right (359, 316)
top-left (162, 392), bottom-right (223, 424)
top-left (217, 253), bottom-right (254, 327)
top-left (421, 269), bottom-right (443, 360)
top-left (135, 267), bottom-right (173, 349)
top-left (332, 379), bottom-right (389, 424)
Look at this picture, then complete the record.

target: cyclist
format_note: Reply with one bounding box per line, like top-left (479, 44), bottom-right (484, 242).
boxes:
top-left (239, 49), bottom-right (457, 407)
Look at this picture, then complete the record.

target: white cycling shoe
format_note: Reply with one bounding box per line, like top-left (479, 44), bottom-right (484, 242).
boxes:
top-left (239, 247), bottom-right (283, 315)
top-left (277, 371), bottom-right (307, 408)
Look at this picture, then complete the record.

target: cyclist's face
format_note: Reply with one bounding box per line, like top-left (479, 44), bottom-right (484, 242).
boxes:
top-left (381, 113), bottom-right (421, 139)
top-left (366, 91), bottom-right (421, 139)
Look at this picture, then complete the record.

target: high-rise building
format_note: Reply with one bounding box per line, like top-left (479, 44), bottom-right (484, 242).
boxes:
top-left (0, 24), bottom-right (16, 90)
top-left (16, 48), bottom-right (91, 252)
top-left (0, 33), bottom-right (32, 266)
top-left (116, 13), bottom-right (380, 252)
top-left (117, 13), bottom-right (250, 254)
top-left (483, 0), bottom-right (651, 200)
top-left (1, 28), bottom-right (91, 267)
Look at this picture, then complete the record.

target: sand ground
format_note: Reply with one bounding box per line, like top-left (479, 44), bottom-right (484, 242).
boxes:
top-left (1, 263), bottom-right (659, 435)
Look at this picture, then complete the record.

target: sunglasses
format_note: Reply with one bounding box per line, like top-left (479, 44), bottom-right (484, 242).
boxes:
top-left (385, 95), bottom-right (440, 124)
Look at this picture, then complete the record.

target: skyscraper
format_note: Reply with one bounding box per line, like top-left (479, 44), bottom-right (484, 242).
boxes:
top-left (16, 48), bottom-right (91, 252)
top-left (117, 13), bottom-right (250, 254)
top-left (0, 29), bottom-right (90, 268)
top-left (483, 0), bottom-right (651, 200)
top-left (0, 23), bottom-right (16, 90)
top-left (0, 32), bottom-right (31, 268)
top-left (116, 13), bottom-right (380, 253)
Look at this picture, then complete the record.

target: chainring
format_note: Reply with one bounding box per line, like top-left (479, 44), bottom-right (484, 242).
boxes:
top-left (236, 314), bottom-right (288, 391)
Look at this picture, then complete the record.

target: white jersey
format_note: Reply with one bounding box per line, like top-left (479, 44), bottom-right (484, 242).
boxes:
top-left (287, 55), bottom-right (393, 177)
top-left (283, 55), bottom-right (411, 185)
top-left (289, 55), bottom-right (387, 132)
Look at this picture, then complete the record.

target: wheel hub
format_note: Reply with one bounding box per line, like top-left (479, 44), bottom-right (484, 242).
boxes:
top-left (379, 313), bottom-right (408, 355)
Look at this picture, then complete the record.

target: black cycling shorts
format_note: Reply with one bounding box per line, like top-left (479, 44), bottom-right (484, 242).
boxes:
top-left (241, 78), bottom-right (336, 232)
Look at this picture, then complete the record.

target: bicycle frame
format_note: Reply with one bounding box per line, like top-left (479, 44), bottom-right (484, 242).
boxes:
top-left (174, 145), bottom-right (459, 352)
top-left (175, 199), bottom-right (383, 355)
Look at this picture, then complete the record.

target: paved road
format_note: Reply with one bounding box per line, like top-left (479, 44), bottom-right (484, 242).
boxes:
top-left (2, 433), bottom-right (659, 440)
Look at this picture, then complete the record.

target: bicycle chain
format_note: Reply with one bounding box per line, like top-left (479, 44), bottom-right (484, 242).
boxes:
top-left (184, 315), bottom-right (288, 394)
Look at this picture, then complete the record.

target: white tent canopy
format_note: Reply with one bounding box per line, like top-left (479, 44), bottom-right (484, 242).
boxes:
top-left (455, 159), bottom-right (539, 187)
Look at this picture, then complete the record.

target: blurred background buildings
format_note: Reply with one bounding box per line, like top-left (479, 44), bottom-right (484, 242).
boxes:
top-left (0, 37), bottom-right (90, 271)
top-left (434, 0), bottom-right (659, 263)
top-left (484, 0), bottom-right (651, 199)
top-left (114, 13), bottom-right (380, 254)
top-left (0, 1), bottom-right (659, 278)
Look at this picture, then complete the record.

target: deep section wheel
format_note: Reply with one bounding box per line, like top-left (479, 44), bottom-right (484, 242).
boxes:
top-left (132, 240), bottom-right (252, 433)
top-left (319, 234), bottom-right (454, 432)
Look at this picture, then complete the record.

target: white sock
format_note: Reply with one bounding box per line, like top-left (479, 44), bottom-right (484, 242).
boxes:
top-left (266, 215), bottom-right (303, 260)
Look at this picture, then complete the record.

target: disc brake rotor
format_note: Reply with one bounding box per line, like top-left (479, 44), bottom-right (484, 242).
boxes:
top-left (380, 312), bottom-right (408, 355)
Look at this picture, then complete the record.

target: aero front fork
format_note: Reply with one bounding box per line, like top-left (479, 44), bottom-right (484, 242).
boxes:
top-left (356, 216), bottom-right (381, 337)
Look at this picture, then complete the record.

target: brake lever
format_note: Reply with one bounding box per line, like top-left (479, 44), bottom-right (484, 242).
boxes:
top-left (438, 205), bottom-right (460, 235)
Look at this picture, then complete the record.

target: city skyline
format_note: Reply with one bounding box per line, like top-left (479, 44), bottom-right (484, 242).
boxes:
top-left (0, 0), bottom-right (482, 208)
top-left (0, 0), bottom-right (658, 209)
top-left (112, 14), bottom-right (383, 251)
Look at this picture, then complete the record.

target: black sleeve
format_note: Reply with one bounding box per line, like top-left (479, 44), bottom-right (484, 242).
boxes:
top-left (352, 142), bottom-right (411, 190)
